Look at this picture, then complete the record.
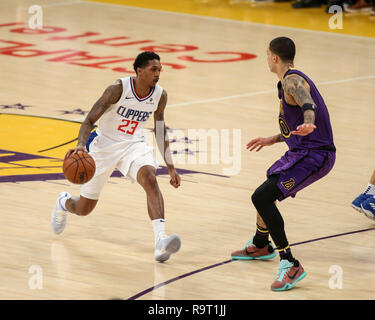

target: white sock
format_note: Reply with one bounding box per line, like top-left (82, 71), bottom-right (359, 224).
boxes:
top-left (152, 218), bottom-right (167, 243)
top-left (60, 194), bottom-right (69, 212)
top-left (364, 183), bottom-right (375, 195)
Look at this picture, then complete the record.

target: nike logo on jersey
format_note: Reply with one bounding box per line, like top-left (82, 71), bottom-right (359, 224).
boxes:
top-left (116, 106), bottom-right (152, 122)
top-left (125, 96), bottom-right (134, 99)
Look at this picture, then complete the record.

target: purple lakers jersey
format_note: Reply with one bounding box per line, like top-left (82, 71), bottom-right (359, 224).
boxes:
top-left (277, 69), bottom-right (335, 151)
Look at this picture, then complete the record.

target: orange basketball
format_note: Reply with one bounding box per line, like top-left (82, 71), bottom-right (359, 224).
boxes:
top-left (63, 151), bottom-right (96, 184)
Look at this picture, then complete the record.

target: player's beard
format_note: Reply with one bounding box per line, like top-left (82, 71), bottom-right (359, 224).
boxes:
top-left (151, 79), bottom-right (159, 87)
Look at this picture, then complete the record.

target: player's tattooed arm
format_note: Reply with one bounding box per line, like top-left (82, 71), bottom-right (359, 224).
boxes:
top-left (77, 82), bottom-right (122, 148)
top-left (247, 133), bottom-right (284, 152)
top-left (275, 133), bottom-right (284, 143)
top-left (282, 75), bottom-right (314, 106)
top-left (282, 75), bottom-right (315, 125)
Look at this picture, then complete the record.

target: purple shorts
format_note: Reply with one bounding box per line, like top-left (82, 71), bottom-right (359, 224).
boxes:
top-left (267, 148), bottom-right (336, 201)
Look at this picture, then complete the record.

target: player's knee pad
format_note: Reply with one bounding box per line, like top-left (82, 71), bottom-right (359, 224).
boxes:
top-left (251, 175), bottom-right (282, 215)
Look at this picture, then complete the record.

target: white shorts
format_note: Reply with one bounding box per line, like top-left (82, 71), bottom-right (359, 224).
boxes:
top-left (80, 133), bottom-right (159, 200)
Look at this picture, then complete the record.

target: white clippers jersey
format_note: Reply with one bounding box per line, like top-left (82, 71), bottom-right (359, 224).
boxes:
top-left (96, 77), bottom-right (163, 142)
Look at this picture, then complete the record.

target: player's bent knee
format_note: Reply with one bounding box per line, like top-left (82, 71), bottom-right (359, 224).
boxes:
top-left (144, 174), bottom-right (158, 191)
top-left (251, 183), bottom-right (278, 210)
top-left (251, 188), bottom-right (275, 223)
top-left (251, 187), bottom-right (265, 209)
top-left (74, 196), bottom-right (97, 216)
top-left (137, 167), bottom-right (158, 190)
top-left (76, 207), bottom-right (93, 216)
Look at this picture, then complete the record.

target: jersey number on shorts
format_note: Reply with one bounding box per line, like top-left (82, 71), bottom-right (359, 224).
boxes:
top-left (118, 119), bottom-right (139, 135)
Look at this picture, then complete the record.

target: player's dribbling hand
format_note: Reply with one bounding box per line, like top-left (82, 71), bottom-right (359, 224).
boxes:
top-left (168, 167), bottom-right (181, 188)
top-left (65, 145), bottom-right (88, 160)
top-left (246, 136), bottom-right (275, 152)
top-left (291, 123), bottom-right (316, 136)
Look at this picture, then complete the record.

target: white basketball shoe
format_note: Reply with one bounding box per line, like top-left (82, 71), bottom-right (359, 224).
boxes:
top-left (154, 234), bottom-right (181, 262)
top-left (361, 195), bottom-right (375, 221)
top-left (51, 192), bottom-right (70, 235)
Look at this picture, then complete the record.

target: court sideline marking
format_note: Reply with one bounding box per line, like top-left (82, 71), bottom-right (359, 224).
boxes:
top-left (13, 1), bottom-right (375, 109)
top-left (84, 1), bottom-right (375, 42)
top-left (18, 0), bottom-right (375, 41)
top-left (168, 74), bottom-right (375, 108)
top-left (127, 226), bottom-right (375, 299)
top-left (17, 0), bottom-right (83, 10)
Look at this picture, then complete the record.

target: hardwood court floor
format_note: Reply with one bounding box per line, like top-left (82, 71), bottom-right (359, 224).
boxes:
top-left (0, 0), bottom-right (374, 300)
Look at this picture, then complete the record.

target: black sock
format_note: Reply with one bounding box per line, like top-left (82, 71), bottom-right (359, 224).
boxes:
top-left (251, 175), bottom-right (292, 257)
top-left (278, 246), bottom-right (295, 263)
top-left (253, 224), bottom-right (270, 248)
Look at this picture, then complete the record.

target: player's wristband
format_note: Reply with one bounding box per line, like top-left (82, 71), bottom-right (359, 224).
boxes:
top-left (302, 103), bottom-right (316, 113)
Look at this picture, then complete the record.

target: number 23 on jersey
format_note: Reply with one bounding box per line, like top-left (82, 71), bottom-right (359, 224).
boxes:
top-left (118, 119), bottom-right (139, 135)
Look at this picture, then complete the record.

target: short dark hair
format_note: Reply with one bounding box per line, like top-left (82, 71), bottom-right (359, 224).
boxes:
top-left (269, 37), bottom-right (295, 63)
top-left (133, 51), bottom-right (160, 73)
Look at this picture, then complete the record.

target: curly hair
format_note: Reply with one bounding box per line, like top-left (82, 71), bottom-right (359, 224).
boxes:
top-left (133, 51), bottom-right (160, 74)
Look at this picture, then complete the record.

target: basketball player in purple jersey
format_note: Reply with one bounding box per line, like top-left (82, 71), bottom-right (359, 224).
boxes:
top-left (231, 37), bottom-right (336, 291)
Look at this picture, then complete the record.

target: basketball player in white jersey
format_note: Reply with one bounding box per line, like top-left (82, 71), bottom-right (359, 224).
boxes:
top-left (51, 51), bottom-right (182, 262)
